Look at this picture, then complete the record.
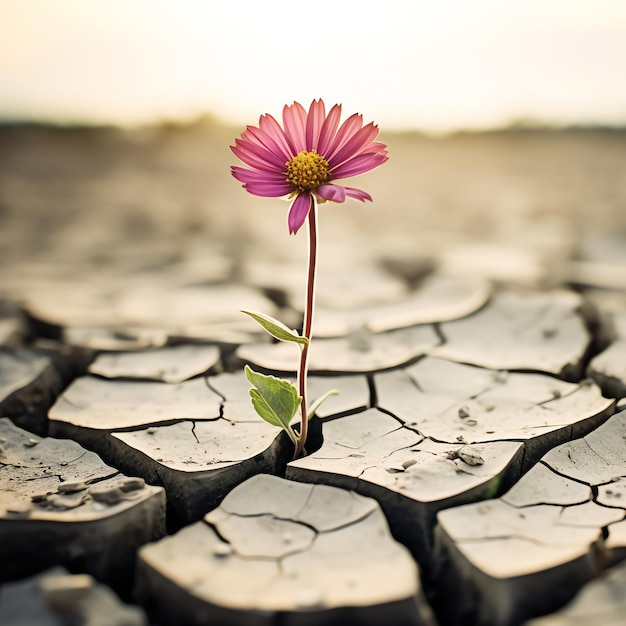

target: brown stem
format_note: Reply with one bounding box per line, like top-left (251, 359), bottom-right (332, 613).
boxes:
top-left (294, 197), bottom-right (317, 459)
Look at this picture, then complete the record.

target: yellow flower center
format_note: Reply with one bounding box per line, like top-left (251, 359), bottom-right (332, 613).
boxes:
top-left (286, 150), bottom-right (330, 192)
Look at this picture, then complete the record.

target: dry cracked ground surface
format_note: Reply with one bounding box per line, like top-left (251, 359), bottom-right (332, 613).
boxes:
top-left (1, 122), bottom-right (626, 625)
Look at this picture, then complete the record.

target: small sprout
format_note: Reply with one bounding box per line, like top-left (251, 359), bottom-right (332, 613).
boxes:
top-left (244, 365), bottom-right (301, 446)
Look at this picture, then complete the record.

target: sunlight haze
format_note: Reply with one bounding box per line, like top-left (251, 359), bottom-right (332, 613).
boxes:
top-left (1, 0), bottom-right (625, 131)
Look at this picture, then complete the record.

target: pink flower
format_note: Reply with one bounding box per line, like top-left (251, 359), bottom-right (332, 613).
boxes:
top-left (231, 99), bottom-right (388, 234)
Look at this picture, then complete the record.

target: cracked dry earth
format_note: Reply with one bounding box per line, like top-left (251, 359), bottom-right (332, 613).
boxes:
top-left (1, 126), bottom-right (626, 625)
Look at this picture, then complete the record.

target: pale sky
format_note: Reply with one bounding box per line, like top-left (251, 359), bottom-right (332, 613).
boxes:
top-left (1, 0), bottom-right (625, 131)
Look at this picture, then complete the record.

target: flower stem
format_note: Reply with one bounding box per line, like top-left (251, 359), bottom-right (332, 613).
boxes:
top-left (294, 197), bottom-right (317, 459)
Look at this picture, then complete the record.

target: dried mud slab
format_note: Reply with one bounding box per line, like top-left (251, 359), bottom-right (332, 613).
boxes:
top-left (289, 356), bottom-right (613, 564)
top-left (137, 474), bottom-right (433, 626)
top-left (313, 274), bottom-right (490, 337)
top-left (49, 375), bottom-right (223, 430)
top-left (64, 325), bottom-right (171, 351)
top-left (524, 559), bottom-right (626, 626)
top-left (438, 242), bottom-right (551, 286)
top-left (433, 410), bottom-right (626, 625)
top-left (88, 344), bottom-right (221, 383)
top-left (587, 340), bottom-right (626, 398)
top-left (0, 301), bottom-right (27, 348)
top-left (112, 419), bottom-right (291, 522)
top-left (238, 324), bottom-right (440, 373)
top-left (312, 263), bottom-right (411, 310)
top-left (431, 290), bottom-right (590, 378)
top-left (20, 281), bottom-right (277, 348)
top-left (375, 357), bottom-right (614, 448)
top-left (0, 350), bottom-right (64, 435)
top-left (47, 372), bottom-right (285, 521)
top-left (287, 407), bottom-right (523, 566)
top-left (307, 374), bottom-right (371, 418)
top-left (6, 278), bottom-right (125, 329)
top-left (587, 311), bottom-right (626, 398)
top-left (567, 260), bottom-right (626, 291)
top-left (111, 371), bottom-right (368, 521)
top-left (0, 566), bottom-right (147, 626)
top-left (115, 284), bottom-right (279, 344)
top-left (0, 419), bottom-right (166, 586)
top-left (244, 261), bottom-right (409, 313)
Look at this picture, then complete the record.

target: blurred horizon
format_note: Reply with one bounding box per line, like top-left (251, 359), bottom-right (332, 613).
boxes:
top-left (2, 0), bottom-right (626, 133)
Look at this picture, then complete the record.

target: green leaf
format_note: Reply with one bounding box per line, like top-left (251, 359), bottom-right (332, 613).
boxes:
top-left (241, 310), bottom-right (308, 345)
top-left (307, 389), bottom-right (339, 420)
top-left (244, 365), bottom-right (302, 439)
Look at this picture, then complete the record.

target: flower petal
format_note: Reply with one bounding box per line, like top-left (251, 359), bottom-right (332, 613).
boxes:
top-left (282, 102), bottom-right (307, 154)
top-left (231, 166), bottom-right (287, 184)
top-left (259, 114), bottom-right (294, 159)
top-left (344, 186), bottom-right (373, 202)
top-left (325, 113), bottom-right (364, 162)
top-left (317, 103), bottom-right (342, 156)
top-left (242, 124), bottom-right (292, 163)
top-left (327, 122), bottom-right (380, 169)
top-left (305, 99), bottom-right (326, 151)
top-left (288, 192), bottom-right (312, 234)
top-left (316, 184), bottom-right (346, 203)
top-left (242, 181), bottom-right (292, 198)
top-left (231, 141), bottom-right (286, 173)
top-left (331, 152), bottom-right (388, 179)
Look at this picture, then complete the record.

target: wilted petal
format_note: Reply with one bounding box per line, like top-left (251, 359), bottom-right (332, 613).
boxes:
top-left (316, 184), bottom-right (346, 203)
top-left (288, 192), bottom-right (313, 234)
